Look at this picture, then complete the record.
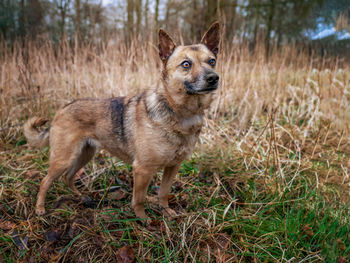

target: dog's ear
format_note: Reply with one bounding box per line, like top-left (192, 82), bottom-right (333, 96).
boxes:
top-left (158, 29), bottom-right (176, 61)
top-left (201, 22), bottom-right (221, 56)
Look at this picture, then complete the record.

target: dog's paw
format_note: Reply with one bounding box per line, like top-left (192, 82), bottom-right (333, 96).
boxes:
top-left (134, 207), bottom-right (148, 220)
top-left (162, 207), bottom-right (177, 217)
top-left (35, 206), bottom-right (46, 216)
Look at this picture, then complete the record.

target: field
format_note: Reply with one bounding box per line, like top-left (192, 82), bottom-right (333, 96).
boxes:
top-left (1, 40), bottom-right (350, 262)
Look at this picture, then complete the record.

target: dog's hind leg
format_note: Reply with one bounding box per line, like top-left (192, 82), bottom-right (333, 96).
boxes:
top-left (65, 140), bottom-right (96, 196)
top-left (36, 163), bottom-right (69, 216)
top-left (35, 138), bottom-right (96, 216)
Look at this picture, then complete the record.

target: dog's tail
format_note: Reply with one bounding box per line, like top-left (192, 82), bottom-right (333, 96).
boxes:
top-left (23, 117), bottom-right (50, 148)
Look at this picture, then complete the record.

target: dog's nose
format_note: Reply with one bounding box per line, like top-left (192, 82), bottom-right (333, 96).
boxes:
top-left (206, 73), bottom-right (219, 85)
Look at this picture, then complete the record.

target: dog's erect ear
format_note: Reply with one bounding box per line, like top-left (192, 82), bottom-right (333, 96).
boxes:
top-left (201, 22), bottom-right (221, 56)
top-left (158, 29), bottom-right (176, 61)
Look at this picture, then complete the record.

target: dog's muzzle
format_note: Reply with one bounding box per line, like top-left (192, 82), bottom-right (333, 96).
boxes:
top-left (185, 72), bottom-right (219, 95)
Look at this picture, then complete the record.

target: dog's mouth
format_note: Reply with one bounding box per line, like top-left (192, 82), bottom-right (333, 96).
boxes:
top-left (184, 81), bottom-right (218, 95)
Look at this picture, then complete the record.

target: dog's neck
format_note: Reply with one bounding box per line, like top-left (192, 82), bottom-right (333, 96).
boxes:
top-left (144, 86), bottom-right (204, 135)
top-left (160, 79), bottom-right (208, 116)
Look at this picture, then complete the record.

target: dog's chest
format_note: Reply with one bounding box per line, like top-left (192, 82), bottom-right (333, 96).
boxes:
top-left (161, 115), bottom-right (203, 165)
top-left (175, 114), bottom-right (203, 135)
top-left (162, 131), bottom-right (199, 166)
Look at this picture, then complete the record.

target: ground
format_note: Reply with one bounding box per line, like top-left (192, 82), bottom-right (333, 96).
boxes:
top-left (1, 42), bottom-right (350, 262)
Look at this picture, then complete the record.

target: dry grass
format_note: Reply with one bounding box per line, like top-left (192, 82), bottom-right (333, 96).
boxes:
top-left (1, 39), bottom-right (350, 262)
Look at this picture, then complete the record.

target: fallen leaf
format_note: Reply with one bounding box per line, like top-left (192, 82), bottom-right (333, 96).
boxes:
top-left (0, 220), bottom-right (16, 231)
top-left (52, 197), bottom-right (80, 209)
top-left (214, 233), bottom-right (231, 250)
top-left (91, 191), bottom-right (102, 200)
top-left (116, 173), bottom-right (132, 187)
top-left (93, 236), bottom-right (104, 247)
top-left (39, 243), bottom-right (55, 261)
top-left (44, 230), bottom-right (60, 243)
top-left (167, 194), bottom-right (176, 205)
top-left (109, 189), bottom-right (128, 200)
top-left (16, 153), bottom-right (36, 161)
top-left (68, 222), bottom-right (81, 239)
top-left (213, 233), bottom-right (231, 263)
top-left (116, 245), bottom-right (135, 263)
top-left (214, 249), bottom-right (230, 263)
top-left (25, 170), bottom-right (40, 179)
top-left (338, 257), bottom-right (347, 263)
top-left (147, 219), bottom-right (166, 233)
top-left (11, 229), bottom-right (28, 250)
top-left (201, 233), bottom-right (231, 263)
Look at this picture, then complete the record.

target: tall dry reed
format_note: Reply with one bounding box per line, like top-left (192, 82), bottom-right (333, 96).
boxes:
top-left (1, 38), bottom-right (349, 190)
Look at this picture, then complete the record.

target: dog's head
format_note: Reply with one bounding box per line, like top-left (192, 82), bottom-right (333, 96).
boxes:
top-left (158, 22), bottom-right (220, 96)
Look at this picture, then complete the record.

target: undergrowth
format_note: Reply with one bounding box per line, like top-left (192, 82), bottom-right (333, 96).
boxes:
top-left (1, 39), bottom-right (350, 262)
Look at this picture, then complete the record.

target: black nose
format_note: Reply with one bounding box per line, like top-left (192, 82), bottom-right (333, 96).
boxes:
top-left (206, 73), bottom-right (219, 85)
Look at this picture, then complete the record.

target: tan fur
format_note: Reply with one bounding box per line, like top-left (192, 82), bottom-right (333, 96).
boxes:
top-left (24, 22), bottom-right (221, 219)
top-left (24, 117), bottom-right (50, 148)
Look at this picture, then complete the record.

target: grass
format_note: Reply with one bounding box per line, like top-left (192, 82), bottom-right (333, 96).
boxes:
top-left (1, 38), bottom-right (350, 262)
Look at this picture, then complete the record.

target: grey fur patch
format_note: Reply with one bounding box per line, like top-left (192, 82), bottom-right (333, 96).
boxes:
top-left (110, 97), bottom-right (126, 142)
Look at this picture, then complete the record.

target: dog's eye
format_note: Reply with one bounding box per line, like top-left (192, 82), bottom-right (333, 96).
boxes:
top-left (209, 59), bottom-right (216, 66)
top-left (181, 61), bottom-right (191, 69)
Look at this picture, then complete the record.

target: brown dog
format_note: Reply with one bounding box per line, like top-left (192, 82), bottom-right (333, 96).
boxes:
top-left (24, 22), bottom-right (220, 219)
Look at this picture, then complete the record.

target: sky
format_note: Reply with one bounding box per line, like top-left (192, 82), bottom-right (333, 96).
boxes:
top-left (311, 23), bottom-right (350, 40)
top-left (101, 0), bottom-right (113, 5)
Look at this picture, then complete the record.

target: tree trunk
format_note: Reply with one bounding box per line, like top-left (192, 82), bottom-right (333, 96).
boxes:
top-left (265, 0), bottom-right (275, 60)
top-left (252, 0), bottom-right (260, 51)
top-left (127, 0), bottom-right (134, 42)
top-left (136, 0), bottom-right (142, 37)
top-left (221, 0), bottom-right (237, 38)
top-left (75, 0), bottom-right (80, 40)
top-left (144, 0), bottom-right (149, 31)
top-left (191, 0), bottom-right (197, 40)
top-left (58, 0), bottom-right (71, 39)
top-left (19, 0), bottom-right (26, 37)
top-left (205, 0), bottom-right (217, 29)
top-left (155, 0), bottom-right (159, 30)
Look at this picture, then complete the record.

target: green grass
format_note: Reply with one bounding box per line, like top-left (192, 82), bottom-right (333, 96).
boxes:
top-left (1, 140), bottom-right (350, 262)
top-left (1, 43), bottom-right (350, 261)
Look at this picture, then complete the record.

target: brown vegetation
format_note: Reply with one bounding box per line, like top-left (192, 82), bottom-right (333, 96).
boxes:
top-left (1, 38), bottom-right (350, 261)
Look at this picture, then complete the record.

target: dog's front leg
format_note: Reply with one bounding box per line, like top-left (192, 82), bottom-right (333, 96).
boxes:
top-left (158, 164), bottom-right (180, 217)
top-left (132, 164), bottom-right (157, 219)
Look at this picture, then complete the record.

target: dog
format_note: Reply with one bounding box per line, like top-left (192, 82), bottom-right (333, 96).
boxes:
top-left (24, 22), bottom-right (221, 219)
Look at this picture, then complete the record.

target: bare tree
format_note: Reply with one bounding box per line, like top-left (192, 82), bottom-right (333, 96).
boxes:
top-left (135, 0), bottom-right (142, 37)
top-left (56, 0), bottom-right (71, 38)
top-left (144, 0), bottom-right (149, 31)
top-left (205, 0), bottom-right (218, 28)
top-left (75, 0), bottom-right (81, 39)
top-left (155, 0), bottom-right (159, 30)
top-left (127, 0), bottom-right (134, 41)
